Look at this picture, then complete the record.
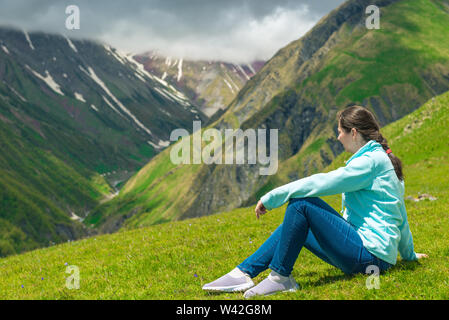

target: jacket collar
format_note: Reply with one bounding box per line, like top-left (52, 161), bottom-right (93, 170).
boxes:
top-left (345, 140), bottom-right (382, 165)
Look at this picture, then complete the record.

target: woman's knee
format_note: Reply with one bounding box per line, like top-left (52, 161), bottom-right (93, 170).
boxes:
top-left (287, 197), bottom-right (321, 214)
top-left (285, 198), bottom-right (317, 223)
top-left (289, 197), bottom-right (340, 219)
top-left (288, 197), bottom-right (318, 207)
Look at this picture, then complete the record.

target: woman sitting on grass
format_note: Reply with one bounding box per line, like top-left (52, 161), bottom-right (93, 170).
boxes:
top-left (202, 105), bottom-right (428, 298)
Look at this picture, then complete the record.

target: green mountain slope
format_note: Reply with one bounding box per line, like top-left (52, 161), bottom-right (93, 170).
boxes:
top-left (0, 119), bottom-right (111, 256)
top-left (218, 0), bottom-right (449, 129)
top-left (0, 27), bottom-right (207, 177)
top-left (0, 89), bottom-right (447, 299)
top-left (91, 0), bottom-right (449, 231)
top-left (0, 27), bottom-right (209, 256)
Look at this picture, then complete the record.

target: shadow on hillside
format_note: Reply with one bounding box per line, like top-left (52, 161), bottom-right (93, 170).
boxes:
top-left (301, 272), bottom-right (354, 288)
top-left (300, 260), bottom-right (423, 288)
top-left (387, 259), bottom-right (422, 273)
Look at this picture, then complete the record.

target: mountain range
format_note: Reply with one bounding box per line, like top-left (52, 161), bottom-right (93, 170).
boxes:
top-left (2, 0), bottom-right (449, 256)
top-left (134, 51), bottom-right (265, 118)
top-left (0, 26), bottom-right (207, 256)
top-left (88, 0), bottom-right (449, 232)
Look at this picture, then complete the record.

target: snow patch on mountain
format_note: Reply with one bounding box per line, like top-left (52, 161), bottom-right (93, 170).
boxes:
top-left (154, 87), bottom-right (174, 102)
top-left (158, 140), bottom-right (170, 147)
top-left (1, 45), bottom-right (10, 55)
top-left (26, 65), bottom-right (64, 96)
top-left (236, 64), bottom-right (250, 80)
top-left (163, 88), bottom-right (190, 107)
top-left (81, 65), bottom-right (153, 136)
top-left (165, 56), bottom-right (172, 66)
top-left (225, 74), bottom-right (239, 91)
top-left (124, 54), bottom-right (157, 82)
top-left (102, 95), bottom-right (124, 117)
top-left (74, 92), bottom-right (86, 102)
top-left (223, 78), bottom-right (235, 94)
top-left (66, 37), bottom-right (78, 53)
top-left (102, 45), bottom-right (193, 113)
top-left (247, 63), bottom-right (256, 74)
top-left (152, 75), bottom-right (170, 88)
top-left (159, 107), bottom-right (172, 117)
top-left (104, 45), bottom-right (158, 84)
top-left (103, 44), bottom-right (126, 65)
top-left (147, 140), bottom-right (162, 150)
top-left (6, 84), bottom-right (27, 102)
top-left (177, 58), bottom-right (183, 82)
top-left (150, 74), bottom-right (190, 106)
top-left (23, 30), bottom-right (35, 50)
top-left (70, 211), bottom-right (83, 221)
top-left (133, 72), bottom-right (146, 82)
top-left (147, 139), bottom-right (170, 150)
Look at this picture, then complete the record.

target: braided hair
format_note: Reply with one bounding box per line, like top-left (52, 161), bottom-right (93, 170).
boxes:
top-left (337, 105), bottom-right (404, 181)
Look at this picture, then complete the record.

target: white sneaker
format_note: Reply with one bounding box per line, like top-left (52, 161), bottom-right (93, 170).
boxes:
top-left (202, 268), bottom-right (255, 292)
top-left (243, 271), bottom-right (299, 298)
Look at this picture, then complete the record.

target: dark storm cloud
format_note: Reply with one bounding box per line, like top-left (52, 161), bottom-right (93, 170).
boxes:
top-left (0, 0), bottom-right (346, 62)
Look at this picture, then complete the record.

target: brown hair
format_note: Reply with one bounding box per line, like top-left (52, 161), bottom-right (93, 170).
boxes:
top-left (337, 105), bottom-right (404, 181)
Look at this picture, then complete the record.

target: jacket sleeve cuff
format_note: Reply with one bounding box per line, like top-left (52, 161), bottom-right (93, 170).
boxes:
top-left (260, 193), bottom-right (274, 211)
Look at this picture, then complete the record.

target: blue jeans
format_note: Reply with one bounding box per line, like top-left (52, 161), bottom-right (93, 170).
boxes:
top-left (238, 197), bottom-right (392, 277)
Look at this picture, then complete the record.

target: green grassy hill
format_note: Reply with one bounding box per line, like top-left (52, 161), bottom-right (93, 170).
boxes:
top-left (1, 90), bottom-right (447, 299)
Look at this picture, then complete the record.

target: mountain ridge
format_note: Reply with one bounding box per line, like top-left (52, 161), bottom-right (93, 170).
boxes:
top-left (95, 0), bottom-right (449, 229)
top-left (0, 26), bottom-right (210, 256)
top-left (134, 51), bottom-right (265, 118)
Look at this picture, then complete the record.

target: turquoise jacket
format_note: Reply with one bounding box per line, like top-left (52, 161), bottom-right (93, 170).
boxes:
top-left (260, 140), bottom-right (417, 265)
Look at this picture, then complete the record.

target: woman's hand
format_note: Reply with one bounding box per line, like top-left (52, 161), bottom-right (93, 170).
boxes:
top-left (255, 200), bottom-right (267, 219)
top-left (416, 253), bottom-right (429, 259)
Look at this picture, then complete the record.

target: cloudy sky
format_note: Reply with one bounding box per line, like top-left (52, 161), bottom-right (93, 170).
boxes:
top-left (0, 0), bottom-right (345, 63)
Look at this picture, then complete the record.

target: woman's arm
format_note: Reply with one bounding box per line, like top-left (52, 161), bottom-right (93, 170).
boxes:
top-left (260, 155), bottom-right (375, 211)
top-left (397, 216), bottom-right (418, 261)
top-left (397, 210), bottom-right (429, 261)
